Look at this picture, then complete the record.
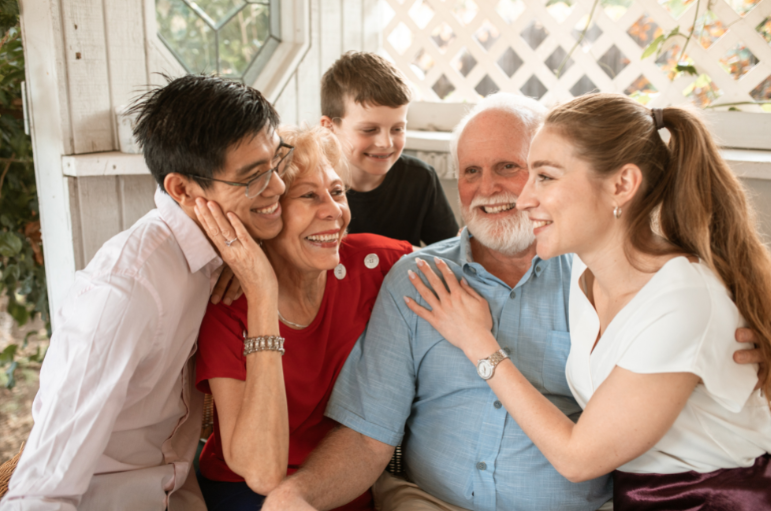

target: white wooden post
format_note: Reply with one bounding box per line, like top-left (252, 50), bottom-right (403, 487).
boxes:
top-left (19, 0), bottom-right (78, 329)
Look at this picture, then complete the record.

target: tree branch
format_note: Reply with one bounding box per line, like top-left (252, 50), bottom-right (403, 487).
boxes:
top-left (0, 153), bottom-right (14, 198)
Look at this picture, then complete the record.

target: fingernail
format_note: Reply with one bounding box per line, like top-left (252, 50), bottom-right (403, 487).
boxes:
top-left (211, 295), bottom-right (220, 304)
top-left (408, 269), bottom-right (416, 279)
top-left (224, 298), bottom-right (232, 306)
top-left (434, 256), bottom-right (442, 265)
top-left (403, 296), bottom-right (411, 304)
top-left (461, 278), bottom-right (468, 285)
top-left (416, 258), bottom-right (425, 266)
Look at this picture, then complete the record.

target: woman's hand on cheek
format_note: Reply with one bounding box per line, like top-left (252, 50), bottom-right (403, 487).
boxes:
top-left (404, 257), bottom-right (498, 360)
top-left (195, 198), bottom-right (278, 300)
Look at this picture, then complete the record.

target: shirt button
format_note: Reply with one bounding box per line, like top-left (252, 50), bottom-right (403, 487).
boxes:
top-left (476, 461), bottom-right (487, 471)
top-left (535, 265), bottom-right (542, 273)
top-left (509, 290), bottom-right (516, 299)
top-left (494, 400), bottom-right (502, 409)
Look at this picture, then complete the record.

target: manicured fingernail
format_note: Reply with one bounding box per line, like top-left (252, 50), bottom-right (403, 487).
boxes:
top-left (408, 269), bottom-right (416, 279)
top-left (416, 258), bottom-right (425, 266)
top-left (224, 297), bottom-right (232, 306)
top-left (404, 296), bottom-right (411, 304)
top-left (461, 278), bottom-right (468, 285)
top-left (434, 256), bottom-right (442, 265)
top-left (211, 294), bottom-right (220, 304)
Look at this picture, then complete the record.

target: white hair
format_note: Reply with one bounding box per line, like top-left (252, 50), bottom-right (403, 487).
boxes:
top-left (449, 92), bottom-right (547, 174)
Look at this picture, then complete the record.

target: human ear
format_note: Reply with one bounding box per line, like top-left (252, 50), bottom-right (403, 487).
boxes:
top-left (164, 173), bottom-right (204, 209)
top-left (320, 116), bottom-right (336, 130)
top-left (611, 164), bottom-right (643, 208)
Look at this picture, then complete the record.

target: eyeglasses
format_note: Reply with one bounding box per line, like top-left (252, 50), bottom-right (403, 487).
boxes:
top-left (196, 141), bottom-right (294, 198)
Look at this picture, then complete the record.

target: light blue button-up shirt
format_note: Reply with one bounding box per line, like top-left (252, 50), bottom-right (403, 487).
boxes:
top-left (326, 229), bottom-right (612, 511)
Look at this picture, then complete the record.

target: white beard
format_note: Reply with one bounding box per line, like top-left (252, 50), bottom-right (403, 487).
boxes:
top-left (462, 193), bottom-right (535, 257)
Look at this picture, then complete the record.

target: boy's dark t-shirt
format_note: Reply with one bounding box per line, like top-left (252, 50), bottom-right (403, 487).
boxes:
top-left (346, 154), bottom-right (459, 246)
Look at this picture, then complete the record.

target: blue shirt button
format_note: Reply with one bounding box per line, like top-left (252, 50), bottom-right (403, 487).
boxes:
top-left (509, 290), bottom-right (516, 299)
top-left (476, 461), bottom-right (487, 470)
top-left (535, 265), bottom-right (542, 273)
top-left (494, 400), bottom-right (502, 409)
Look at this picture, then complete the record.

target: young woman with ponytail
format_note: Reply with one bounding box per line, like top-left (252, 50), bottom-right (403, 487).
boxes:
top-left (404, 93), bottom-right (771, 509)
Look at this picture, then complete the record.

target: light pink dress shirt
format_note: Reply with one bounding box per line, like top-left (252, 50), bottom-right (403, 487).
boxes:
top-left (1, 189), bottom-right (222, 511)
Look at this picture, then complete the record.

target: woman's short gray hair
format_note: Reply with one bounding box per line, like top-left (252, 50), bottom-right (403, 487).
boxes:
top-left (449, 93), bottom-right (547, 173)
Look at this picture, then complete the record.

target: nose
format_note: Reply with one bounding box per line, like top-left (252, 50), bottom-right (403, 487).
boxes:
top-left (375, 130), bottom-right (392, 149)
top-left (517, 172), bottom-right (537, 211)
top-left (262, 171), bottom-right (286, 198)
top-left (478, 168), bottom-right (502, 197)
top-left (318, 190), bottom-right (343, 221)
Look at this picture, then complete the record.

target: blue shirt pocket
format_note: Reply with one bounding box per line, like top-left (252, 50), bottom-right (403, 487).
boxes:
top-left (541, 330), bottom-right (572, 397)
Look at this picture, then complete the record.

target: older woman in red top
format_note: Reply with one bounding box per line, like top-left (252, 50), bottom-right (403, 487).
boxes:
top-left (193, 125), bottom-right (413, 511)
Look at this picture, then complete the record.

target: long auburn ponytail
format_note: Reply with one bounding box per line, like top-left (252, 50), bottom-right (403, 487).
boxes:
top-left (546, 93), bottom-right (771, 404)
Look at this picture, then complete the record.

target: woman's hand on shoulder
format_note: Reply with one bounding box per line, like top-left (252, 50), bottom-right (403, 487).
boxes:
top-left (404, 256), bottom-right (498, 361)
top-left (734, 327), bottom-right (767, 391)
top-left (195, 198), bottom-right (278, 299)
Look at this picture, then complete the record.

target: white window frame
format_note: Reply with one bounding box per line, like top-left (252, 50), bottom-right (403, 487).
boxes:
top-left (145, 0), bottom-right (311, 103)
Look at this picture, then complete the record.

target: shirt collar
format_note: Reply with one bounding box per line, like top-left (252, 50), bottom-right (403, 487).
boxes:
top-left (155, 187), bottom-right (222, 275)
top-left (459, 226), bottom-right (545, 288)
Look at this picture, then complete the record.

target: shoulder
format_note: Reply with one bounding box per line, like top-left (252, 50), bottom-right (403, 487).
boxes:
top-left (84, 210), bottom-right (181, 280)
top-left (392, 155), bottom-right (438, 183)
top-left (383, 236), bottom-right (464, 287)
top-left (640, 258), bottom-right (730, 319)
top-left (340, 233), bottom-right (413, 274)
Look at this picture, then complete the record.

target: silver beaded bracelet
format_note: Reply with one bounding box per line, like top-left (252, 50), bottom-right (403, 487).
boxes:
top-left (243, 332), bottom-right (285, 356)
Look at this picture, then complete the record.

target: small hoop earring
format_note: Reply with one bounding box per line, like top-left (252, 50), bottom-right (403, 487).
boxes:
top-left (613, 206), bottom-right (622, 219)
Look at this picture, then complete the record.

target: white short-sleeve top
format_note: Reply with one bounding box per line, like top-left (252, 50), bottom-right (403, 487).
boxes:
top-left (566, 255), bottom-right (771, 474)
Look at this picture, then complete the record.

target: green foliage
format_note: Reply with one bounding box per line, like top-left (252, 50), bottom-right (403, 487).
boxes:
top-left (0, 4), bottom-right (49, 389)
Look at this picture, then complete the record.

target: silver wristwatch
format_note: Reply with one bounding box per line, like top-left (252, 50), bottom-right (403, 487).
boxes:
top-left (477, 347), bottom-right (511, 380)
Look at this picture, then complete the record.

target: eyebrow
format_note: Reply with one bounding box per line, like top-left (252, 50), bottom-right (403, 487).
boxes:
top-left (530, 159), bottom-right (564, 170)
top-left (234, 138), bottom-right (284, 178)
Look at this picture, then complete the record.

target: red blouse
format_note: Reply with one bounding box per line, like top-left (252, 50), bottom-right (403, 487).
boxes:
top-left (196, 233), bottom-right (412, 510)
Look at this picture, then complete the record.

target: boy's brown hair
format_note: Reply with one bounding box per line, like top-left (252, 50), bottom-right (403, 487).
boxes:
top-left (321, 51), bottom-right (412, 120)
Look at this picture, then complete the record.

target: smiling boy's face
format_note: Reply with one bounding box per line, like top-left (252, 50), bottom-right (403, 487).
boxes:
top-left (327, 96), bottom-right (408, 191)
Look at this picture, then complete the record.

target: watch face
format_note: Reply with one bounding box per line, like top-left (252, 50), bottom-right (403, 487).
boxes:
top-left (477, 360), bottom-right (493, 380)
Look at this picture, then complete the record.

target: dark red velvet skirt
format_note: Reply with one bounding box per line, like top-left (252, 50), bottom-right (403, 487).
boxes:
top-left (613, 454), bottom-right (771, 511)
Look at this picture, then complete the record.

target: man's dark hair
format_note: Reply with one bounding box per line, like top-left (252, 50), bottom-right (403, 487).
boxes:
top-left (130, 74), bottom-right (280, 191)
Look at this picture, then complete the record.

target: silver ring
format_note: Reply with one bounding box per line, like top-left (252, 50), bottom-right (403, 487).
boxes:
top-left (225, 237), bottom-right (238, 247)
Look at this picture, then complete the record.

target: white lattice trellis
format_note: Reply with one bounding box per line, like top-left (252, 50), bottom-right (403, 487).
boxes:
top-left (381, 0), bottom-right (771, 111)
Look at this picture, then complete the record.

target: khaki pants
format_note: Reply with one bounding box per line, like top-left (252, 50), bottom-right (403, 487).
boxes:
top-left (373, 472), bottom-right (470, 511)
top-left (372, 471), bottom-right (614, 511)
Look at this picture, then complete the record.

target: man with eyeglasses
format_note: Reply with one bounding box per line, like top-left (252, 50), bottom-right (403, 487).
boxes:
top-left (1, 75), bottom-right (290, 511)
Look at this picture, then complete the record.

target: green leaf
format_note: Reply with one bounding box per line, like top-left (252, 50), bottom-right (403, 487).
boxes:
top-left (23, 330), bottom-right (36, 348)
top-left (641, 35), bottom-right (665, 60)
top-left (4, 360), bottom-right (17, 389)
top-left (675, 64), bottom-right (698, 76)
top-left (0, 343), bottom-right (17, 365)
top-left (7, 299), bottom-right (29, 326)
top-left (0, 231), bottom-right (23, 256)
top-left (29, 345), bottom-right (47, 363)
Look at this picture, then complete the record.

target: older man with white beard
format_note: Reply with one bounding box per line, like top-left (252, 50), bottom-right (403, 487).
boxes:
top-left (261, 92), bottom-right (612, 511)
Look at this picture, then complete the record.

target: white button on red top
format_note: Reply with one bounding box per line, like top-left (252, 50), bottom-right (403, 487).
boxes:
top-left (334, 263), bottom-right (347, 280)
top-left (364, 253), bottom-right (379, 269)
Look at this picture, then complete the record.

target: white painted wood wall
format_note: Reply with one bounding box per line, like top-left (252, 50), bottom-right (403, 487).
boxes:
top-left (19, 0), bottom-right (381, 323)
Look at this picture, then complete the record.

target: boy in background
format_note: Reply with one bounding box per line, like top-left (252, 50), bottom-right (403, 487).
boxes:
top-left (320, 52), bottom-right (459, 246)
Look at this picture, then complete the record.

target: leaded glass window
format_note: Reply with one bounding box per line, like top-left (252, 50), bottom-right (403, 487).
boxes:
top-left (156, 0), bottom-right (280, 83)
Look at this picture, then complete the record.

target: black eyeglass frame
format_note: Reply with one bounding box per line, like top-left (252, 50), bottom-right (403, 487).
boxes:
top-left (195, 141), bottom-right (295, 198)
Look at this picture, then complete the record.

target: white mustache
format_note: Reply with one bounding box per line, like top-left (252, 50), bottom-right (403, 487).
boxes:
top-left (469, 193), bottom-right (520, 209)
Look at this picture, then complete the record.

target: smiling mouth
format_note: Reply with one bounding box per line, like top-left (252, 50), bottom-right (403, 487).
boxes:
top-left (532, 220), bottom-right (552, 229)
top-left (365, 152), bottom-right (392, 160)
top-left (305, 232), bottom-right (340, 243)
top-left (480, 203), bottom-right (517, 214)
top-left (253, 203), bottom-right (278, 214)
